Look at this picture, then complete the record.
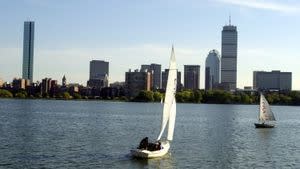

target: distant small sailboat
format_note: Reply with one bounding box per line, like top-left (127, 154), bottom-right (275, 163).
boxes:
top-left (254, 93), bottom-right (276, 128)
top-left (131, 46), bottom-right (177, 158)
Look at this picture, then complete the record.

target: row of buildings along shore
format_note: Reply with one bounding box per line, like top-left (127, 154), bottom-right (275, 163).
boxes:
top-left (0, 20), bottom-right (292, 98)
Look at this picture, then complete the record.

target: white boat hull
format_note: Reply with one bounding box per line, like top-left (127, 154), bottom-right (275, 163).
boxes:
top-left (131, 141), bottom-right (170, 158)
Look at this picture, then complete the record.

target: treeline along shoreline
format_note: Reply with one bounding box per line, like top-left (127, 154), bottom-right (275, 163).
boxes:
top-left (1, 88), bottom-right (300, 106)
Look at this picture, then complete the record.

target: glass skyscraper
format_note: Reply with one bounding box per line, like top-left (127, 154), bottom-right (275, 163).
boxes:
top-left (205, 49), bottom-right (221, 90)
top-left (221, 21), bottom-right (238, 90)
top-left (22, 21), bottom-right (35, 82)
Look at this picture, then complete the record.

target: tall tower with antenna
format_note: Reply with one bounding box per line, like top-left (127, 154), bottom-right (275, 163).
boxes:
top-left (220, 16), bottom-right (238, 91)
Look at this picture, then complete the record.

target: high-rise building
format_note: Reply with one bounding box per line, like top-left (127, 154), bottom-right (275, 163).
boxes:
top-left (12, 78), bottom-right (26, 90)
top-left (184, 65), bottom-right (200, 90)
top-left (253, 70), bottom-right (292, 91)
top-left (140, 65), bottom-right (151, 72)
top-left (141, 63), bottom-right (161, 89)
top-left (22, 21), bottom-right (35, 82)
top-left (12, 78), bottom-right (31, 90)
top-left (62, 75), bottom-right (67, 87)
top-left (89, 60), bottom-right (109, 80)
top-left (87, 60), bottom-right (109, 88)
top-left (40, 78), bottom-right (58, 96)
top-left (221, 18), bottom-right (238, 91)
top-left (162, 69), bottom-right (182, 91)
top-left (205, 49), bottom-right (221, 90)
top-left (125, 69), bottom-right (152, 97)
top-left (41, 78), bottom-right (52, 94)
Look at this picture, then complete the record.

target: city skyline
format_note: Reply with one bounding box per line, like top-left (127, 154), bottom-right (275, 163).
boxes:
top-left (1, 0), bottom-right (300, 89)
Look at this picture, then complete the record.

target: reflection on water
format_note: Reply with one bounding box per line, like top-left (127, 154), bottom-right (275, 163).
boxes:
top-left (131, 153), bottom-right (174, 169)
top-left (1, 99), bottom-right (300, 168)
top-left (257, 128), bottom-right (275, 139)
top-left (200, 104), bottom-right (237, 168)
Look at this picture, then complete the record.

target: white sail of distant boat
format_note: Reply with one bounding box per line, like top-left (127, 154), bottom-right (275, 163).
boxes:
top-left (255, 93), bottom-right (276, 128)
top-left (259, 94), bottom-right (276, 122)
top-left (131, 46), bottom-right (177, 158)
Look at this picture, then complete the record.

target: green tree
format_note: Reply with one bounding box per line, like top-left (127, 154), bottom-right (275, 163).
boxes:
top-left (193, 90), bottom-right (202, 103)
top-left (279, 94), bottom-right (292, 105)
top-left (266, 94), bottom-right (274, 104)
top-left (15, 91), bottom-right (27, 98)
top-left (233, 94), bottom-right (241, 103)
top-left (266, 93), bottom-right (280, 104)
top-left (175, 92), bottom-right (184, 102)
top-left (153, 91), bottom-right (162, 102)
top-left (176, 90), bottom-right (193, 103)
top-left (55, 93), bottom-right (63, 99)
top-left (289, 91), bottom-right (300, 105)
top-left (0, 89), bottom-right (13, 98)
top-left (15, 93), bottom-right (26, 98)
top-left (240, 93), bottom-right (251, 104)
top-left (202, 90), bottom-right (214, 103)
top-left (62, 92), bottom-right (71, 100)
top-left (134, 90), bottom-right (154, 102)
top-left (212, 90), bottom-right (233, 104)
top-left (119, 96), bottom-right (128, 101)
top-left (42, 93), bottom-right (50, 98)
top-left (73, 93), bottom-right (82, 99)
top-left (34, 93), bottom-right (42, 98)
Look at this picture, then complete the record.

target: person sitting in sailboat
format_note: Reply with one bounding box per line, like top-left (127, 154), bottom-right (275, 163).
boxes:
top-left (130, 46), bottom-right (176, 158)
top-left (138, 137), bottom-right (148, 149)
top-left (147, 141), bottom-right (162, 151)
top-left (138, 137), bottom-right (162, 151)
top-left (155, 141), bottom-right (162, 150)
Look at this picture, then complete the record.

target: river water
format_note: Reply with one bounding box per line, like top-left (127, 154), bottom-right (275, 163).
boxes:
top-left (0, 99), bottom-right (300, 168)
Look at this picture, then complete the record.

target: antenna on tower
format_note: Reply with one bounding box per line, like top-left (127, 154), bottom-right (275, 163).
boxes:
top-left (229, 13), bottom-right (231, 25)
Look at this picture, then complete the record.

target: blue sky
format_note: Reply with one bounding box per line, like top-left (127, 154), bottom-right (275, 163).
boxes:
top-left (1, 0), bottom-right (300, 89)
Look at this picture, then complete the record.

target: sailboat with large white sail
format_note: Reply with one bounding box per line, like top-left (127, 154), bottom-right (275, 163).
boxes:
top-left (131, 46), bottom-right (177, 158)
top-left (254, 93), bottom-right (276, 128)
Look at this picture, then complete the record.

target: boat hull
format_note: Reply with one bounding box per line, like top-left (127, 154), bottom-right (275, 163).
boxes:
top-left (131, 141), bottom-right (170, 158)
top-left (254, 123), bottom-right (275, 128)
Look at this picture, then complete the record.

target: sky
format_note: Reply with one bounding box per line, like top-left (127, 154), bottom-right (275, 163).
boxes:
top-left (1, 0), bottom-right (300, 89)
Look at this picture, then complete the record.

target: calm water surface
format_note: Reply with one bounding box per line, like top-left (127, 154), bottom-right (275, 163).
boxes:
top-left (0, 99), bottom-right (300, 168)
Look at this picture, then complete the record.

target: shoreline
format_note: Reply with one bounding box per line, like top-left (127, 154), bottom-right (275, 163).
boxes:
top-left (1, 97), bottom-right (298, 106)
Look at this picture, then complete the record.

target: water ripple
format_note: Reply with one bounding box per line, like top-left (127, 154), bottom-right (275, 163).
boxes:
top-left (0, 99), bottom-right (300, 168)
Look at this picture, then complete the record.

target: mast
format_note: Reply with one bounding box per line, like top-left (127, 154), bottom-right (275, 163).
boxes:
top-left (157, 46), bottom-right (177, 141)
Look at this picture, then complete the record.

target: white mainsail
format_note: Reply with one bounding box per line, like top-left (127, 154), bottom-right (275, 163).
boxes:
top-left (167, 97), bottom-right (176, 141)
top-left (157, 46), bottom-right (177, 141)
top-left (259, 94), bottom-right (276, 122)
